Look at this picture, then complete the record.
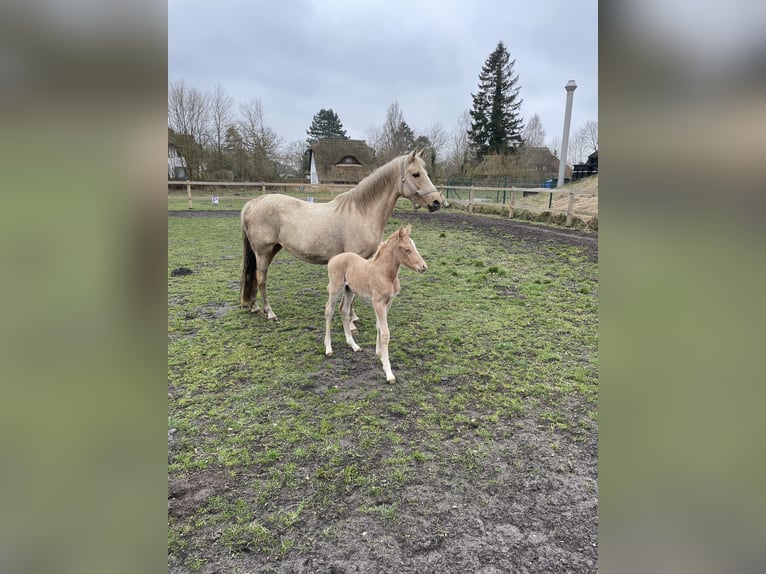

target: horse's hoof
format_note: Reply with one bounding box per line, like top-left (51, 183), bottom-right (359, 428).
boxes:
top-left (387, 377), bottom-right (396, 384)
top-left (325, 350), bottom-right (333, 357)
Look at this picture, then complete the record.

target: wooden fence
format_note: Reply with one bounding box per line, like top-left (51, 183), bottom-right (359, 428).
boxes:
top-left (442, 185), bottom-right (598, 227)
top-left (167, 181), bottom-right (355, 209)
top-left (168, 181), bottom-right (597, 227)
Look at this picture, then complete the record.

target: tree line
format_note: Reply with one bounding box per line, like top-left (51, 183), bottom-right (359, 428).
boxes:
top-left (168, 42), bottom-right (597, 182)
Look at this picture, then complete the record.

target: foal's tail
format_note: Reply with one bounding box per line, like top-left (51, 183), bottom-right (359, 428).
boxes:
top-left (240, 220), bottom-right (258, 306)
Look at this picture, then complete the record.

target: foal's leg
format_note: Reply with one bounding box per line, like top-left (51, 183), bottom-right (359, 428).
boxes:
top-left (373, 301), bottom-right (395, 383)
top-left (324, 283), bottom-right (343, 356)
top-left (340, 288), bottom-right (361, 352)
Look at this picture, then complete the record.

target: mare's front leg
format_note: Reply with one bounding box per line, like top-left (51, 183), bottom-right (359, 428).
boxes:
top-left (339, 291), bottom-right (359, 333)
top-left (373, 301), bottom-right (394, 383)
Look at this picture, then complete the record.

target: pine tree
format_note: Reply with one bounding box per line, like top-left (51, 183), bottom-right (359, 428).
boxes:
top-left (468, 42), bottom-right (524, 158)
top-left (306, 108), bottom-right (348, 144)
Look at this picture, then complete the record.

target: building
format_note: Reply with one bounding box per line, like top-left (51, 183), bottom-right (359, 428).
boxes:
top-left (168, 131), bottom-right (188, 180)
top-left (572, 150), bottom-right (598, 180)
top-left (523, 146), bottom-right (563, 182)
top-left (308, 139), bottom-right (375, 185)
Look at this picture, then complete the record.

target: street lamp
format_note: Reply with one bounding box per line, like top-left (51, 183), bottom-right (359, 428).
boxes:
top-left (557, 80), bottom-right (577, 187)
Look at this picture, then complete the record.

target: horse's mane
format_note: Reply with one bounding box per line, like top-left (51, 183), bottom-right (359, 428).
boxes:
top-left (334, 156), bottom-right (401, 215)
top-left (370, 227), bottom-right (406, 263)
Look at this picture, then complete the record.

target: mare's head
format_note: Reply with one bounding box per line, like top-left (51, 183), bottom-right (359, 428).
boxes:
top-left (400, 149), bottom-right (443, 212)
top-left (391, 224), bottom-right (427, 273)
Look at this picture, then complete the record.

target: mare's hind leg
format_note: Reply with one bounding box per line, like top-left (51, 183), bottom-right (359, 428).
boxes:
top-left (341, 291), bottom-right (359, 333)
top-left (255, 246), bottom-right (281, 320)
top-left (340, 288), bottom-right (361, 352)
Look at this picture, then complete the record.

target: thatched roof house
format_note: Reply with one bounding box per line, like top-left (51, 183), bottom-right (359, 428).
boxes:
top-left (522, 146), bottom-right (561, 181)
top-left (308, 139), bottom-right (375, 184)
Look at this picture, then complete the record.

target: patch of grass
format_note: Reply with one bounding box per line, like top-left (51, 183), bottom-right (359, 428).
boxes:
top-left (168, 211), bottom-right (598, 565)
top-left (360, 502), bottom-right (399, 522)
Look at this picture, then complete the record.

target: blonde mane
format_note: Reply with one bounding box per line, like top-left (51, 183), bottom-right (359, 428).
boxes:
top-left (369, 240), bottom-right (388, 263)
top-left (334, 158), bottom-right (400, 215)
top-left (369, 229), bottom-right (396, 262)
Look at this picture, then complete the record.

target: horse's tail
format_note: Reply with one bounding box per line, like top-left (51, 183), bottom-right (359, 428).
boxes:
top-left (240, 219), bottom-right (258, 306)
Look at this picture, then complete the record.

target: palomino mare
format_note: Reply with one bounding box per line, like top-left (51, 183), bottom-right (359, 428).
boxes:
top-left (240, 149), bottom-right (442, 320)
top-left (324, 225), bottom-right (427, 384)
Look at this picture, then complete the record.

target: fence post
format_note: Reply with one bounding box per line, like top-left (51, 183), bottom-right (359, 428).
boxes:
top-left (509, 190), bottom-right (515, 218)
top-left (468, 185), bottom-right (474, 212)
top-left (566, 192), bottom-right (574, 226)
top-left (261, 183), bottom-right (266, 196)
top-left (186, 182), bottom-right (192, 209)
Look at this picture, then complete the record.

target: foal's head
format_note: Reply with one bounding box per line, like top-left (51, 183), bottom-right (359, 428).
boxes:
top-left (391, 225), bottom-right (427, 273)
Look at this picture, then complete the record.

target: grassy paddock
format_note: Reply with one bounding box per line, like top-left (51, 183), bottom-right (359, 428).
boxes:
top-left (168, 211), bottom-right (598, 569)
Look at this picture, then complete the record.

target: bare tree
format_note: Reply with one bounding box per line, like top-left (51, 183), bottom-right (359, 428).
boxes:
top-left (564, 120), bottom-right (599, 166)
top-left (372, 101), bottom-right (416, 164)
top-left (168, 79), bottom-right (210, 178)
top-left (547, 135), bottom-right (560, 158)
top-left (447, 110), bottom-right (472, 175)
top-left (522, 113), bottom-right (546, 148)
top-left (425, 122), bottom-right (448, 170)
top-left (238, 99), bottom-right (282, 180)
top-left (205, 84), bottom-right (235, 176)
top-left (208, 84), bottom-right (234, 155)
top-left (280, 140), bottom-right (309, 176)
top-left (567, 128), bottom-right (587, 166)
top-left (579, 120), bottom-right (598, 154)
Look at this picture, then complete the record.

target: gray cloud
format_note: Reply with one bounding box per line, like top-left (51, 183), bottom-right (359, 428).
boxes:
top-left (169, 0), bottom-right (598, 145)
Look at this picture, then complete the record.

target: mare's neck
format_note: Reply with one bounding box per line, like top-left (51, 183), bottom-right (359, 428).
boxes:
top-left (369, 160), bottom-right (403, 234)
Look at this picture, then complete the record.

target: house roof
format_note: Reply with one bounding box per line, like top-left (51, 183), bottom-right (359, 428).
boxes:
top-left (309, 139), bottom-right (375, 184)
top-left (522, 146), bottom-right (561, 175)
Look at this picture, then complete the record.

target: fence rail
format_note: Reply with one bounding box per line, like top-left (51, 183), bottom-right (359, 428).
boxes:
top-left (167, 180), bottom-right (355, 209)
top-left (168, 181), bottom-right (597, 227)
top-left (439, 185), bottom-right (597, 227)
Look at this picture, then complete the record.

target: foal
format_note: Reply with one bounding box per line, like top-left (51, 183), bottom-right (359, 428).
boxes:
top-left (324, 225), bottom-right (427, 383)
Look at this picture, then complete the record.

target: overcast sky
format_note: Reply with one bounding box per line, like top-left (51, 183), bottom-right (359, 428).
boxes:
top-left (168, 0), bottom-right (598, 149)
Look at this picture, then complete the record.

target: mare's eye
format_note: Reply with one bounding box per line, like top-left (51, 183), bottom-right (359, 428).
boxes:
top-left (412, 172), bottom-right (420, 178)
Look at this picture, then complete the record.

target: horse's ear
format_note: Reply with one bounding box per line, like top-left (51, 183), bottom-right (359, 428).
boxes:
top-left (407, 149), bottom-right (417, 163)
top-left (416, 148), bottom-right (424, 158)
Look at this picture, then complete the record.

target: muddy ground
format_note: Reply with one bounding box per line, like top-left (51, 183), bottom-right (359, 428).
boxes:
top-left (169, 209), bottom-right (598, 573)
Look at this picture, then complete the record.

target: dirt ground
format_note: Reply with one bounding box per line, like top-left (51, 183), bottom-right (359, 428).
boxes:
top-left (169, 209), bottom-right (598, 573)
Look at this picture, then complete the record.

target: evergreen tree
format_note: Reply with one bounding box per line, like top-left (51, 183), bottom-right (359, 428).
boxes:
top-left (468, 42), bottom-right (524, 158)
top-left (306, 108), bottom-right (348, 144)
top-left (392, 120), bottom-right (416, 154)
